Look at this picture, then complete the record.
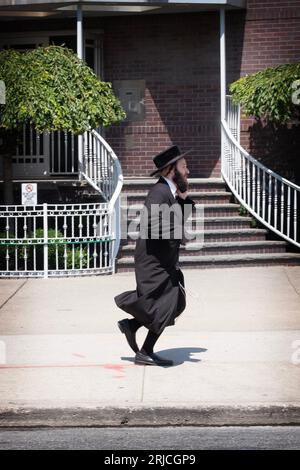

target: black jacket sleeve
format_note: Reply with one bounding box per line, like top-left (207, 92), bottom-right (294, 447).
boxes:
top-left (139, 189), bottom-right (196, 241)
top-left (175, 195), bottom-right (196, 223)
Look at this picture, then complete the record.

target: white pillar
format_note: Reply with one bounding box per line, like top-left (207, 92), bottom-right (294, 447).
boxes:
top-left (77, 4), bottom-right (83, 59)
top-left (43, 203), bottom-right (48, 278)
top-left (77, 4), bottom-right (83, 179)
top-left (220, 7), bottom-right (226, 121)
top-left (220, 7), bottom-right (226, 174)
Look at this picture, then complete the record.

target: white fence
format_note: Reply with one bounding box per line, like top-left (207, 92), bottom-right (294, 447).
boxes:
top-left (0, 202), bottom-right (115, 277)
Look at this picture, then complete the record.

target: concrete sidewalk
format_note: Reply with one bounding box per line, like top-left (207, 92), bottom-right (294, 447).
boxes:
top-left (0, 266), bottom-right (300, 427)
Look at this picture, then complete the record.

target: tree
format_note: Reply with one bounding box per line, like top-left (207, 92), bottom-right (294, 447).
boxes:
top-left (229, 61), bottom-right (300, 123)
top-left (0, 45), bottom-right (126, 204)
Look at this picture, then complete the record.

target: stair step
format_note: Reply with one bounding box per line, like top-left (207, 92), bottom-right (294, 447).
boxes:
top-left (123, 178), bottom-right (224, 185)
top-left (116, 252), bottom-right (300, 271)
top-left (122, 203), bottom-right (241, 218)
top-left (127, 228), bottom-right (266, 235)
top-left (118, 240), bottom-right (287, 256)
top-left (125, 215), bottom-right (253, 230)
top-left (122, 191), bottom-right (232, 205)
top-left (183, 240), bottom-right (287, 251)
top-left (122, 179), bottom-right (227, 193)
top-left (122, 191), bottom-right (230, 198)
top-left (185, 215), bottom-right (253, 222)
top-left (124, 228), bottom-right (269, 244)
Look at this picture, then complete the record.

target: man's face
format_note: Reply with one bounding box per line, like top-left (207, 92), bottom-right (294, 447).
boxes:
top-left (173, 158), bottom-right (190, 192)
top-left (175, 158), bottom-right (189, 180)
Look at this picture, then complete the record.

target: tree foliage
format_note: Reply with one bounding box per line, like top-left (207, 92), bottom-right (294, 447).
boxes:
top-left (0, 45), bottom-right (126, 134)
top-left (229, 62), bottom-right (300, 123)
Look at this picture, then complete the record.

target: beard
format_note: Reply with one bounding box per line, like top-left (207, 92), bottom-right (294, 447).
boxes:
top-left (173, 168), bottom-right (188, 193)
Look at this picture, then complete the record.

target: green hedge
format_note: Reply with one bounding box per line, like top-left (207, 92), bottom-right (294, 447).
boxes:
top-left (0, 228), bottom-right (90, 270)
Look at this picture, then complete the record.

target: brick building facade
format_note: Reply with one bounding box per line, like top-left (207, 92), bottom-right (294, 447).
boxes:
top-left (0, 0), bottom-right (299, 181)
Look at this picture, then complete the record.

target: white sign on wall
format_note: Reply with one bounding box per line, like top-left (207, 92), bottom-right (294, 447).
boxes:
top-left (22, 183), bottom-right (37, 206)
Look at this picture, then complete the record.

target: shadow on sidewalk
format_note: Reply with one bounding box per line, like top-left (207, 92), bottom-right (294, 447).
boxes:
top-left (121, 347), bottom-right (207, 366)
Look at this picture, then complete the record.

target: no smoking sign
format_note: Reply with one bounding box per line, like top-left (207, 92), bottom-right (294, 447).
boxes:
top-left (22, 183), bottom-right (37, 206)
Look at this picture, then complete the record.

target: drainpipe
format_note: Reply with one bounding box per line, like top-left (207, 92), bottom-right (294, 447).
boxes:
top-left (220, 7), bottom-right (226, 173)
top-left (77, 4), bottom-right (83, 181)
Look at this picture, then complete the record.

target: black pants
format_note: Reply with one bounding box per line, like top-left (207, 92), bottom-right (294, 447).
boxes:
top-left (128, 318), bottom-right (163, 354)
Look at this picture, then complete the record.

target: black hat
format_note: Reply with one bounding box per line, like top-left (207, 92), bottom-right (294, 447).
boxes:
top-left (149, 145), bottom-right (192, 177)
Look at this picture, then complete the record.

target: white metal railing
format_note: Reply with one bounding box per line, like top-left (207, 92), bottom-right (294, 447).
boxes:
top-left (225, 95), bottom-right (240, 142)
top-left (222, 95), bottom-right (299, 248)
top-left (0, 126), bottom-right (123, 276)
top-left (3, 123), bottom-right (79, 179)
top-left (82, 130), bottom-right (120, 202)
top-left (8, 122), bottom-right (49, 179)
top-left (50, 130), bottom-right (78, 175)
top-left (0, 203), bottom-right (114, 277)
top-left (65, 128), bottom-right (124, 272)
top-left (81, 129), bottom-right (123, 265)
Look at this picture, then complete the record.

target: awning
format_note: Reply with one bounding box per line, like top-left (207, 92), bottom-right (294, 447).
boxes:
top-left (0, 1), bottom-right (247, 19)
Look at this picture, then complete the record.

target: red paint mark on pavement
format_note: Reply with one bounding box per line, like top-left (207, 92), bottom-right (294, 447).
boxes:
top-left (0, 363), bottom-right (133, 370)
top-left (102, 364), bottom-right (126, 373)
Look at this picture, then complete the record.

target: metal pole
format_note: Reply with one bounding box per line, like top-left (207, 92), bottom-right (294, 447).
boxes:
top-left (43, 203), bottom-right (48, 278)
top-left (77, 4), bottom-right (83, 59)
top-left (220, 7), bottom-right (226, 173)
top-left (77, 4), bottom-right (83, 180)
top-left (220, 7), bottom-right (226, 121)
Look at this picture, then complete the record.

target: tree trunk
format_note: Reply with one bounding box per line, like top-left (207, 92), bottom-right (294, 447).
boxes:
top-left (1, 130), bottom-right (16, 205)
top-left (3, 152), bottom-right (13, 205)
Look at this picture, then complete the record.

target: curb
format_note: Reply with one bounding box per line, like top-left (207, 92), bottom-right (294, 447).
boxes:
top-left (1, 404), bottom-right (300, 427)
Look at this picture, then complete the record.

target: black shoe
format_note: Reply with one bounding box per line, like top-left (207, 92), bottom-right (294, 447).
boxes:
top-left (135, 349), bottom-right (173, 366)
top-left (118, 319), bottom-right (139, 353)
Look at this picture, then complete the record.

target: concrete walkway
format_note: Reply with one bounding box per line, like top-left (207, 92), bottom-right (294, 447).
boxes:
top-left (0, 266), bottom-right (300, 427)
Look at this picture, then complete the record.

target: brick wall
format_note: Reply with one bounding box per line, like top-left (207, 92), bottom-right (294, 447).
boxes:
top-left (227, 0), bottom-right (300, 183)
top-left (0, 1), bottom-right (299, 181)
top-left (103, 1), bottom-right (300, 180)
top-left (102, 12), bottom-right (221, 178)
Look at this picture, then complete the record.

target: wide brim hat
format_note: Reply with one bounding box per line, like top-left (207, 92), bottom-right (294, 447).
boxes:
top-left (149, 145), bottom-right (192, 177)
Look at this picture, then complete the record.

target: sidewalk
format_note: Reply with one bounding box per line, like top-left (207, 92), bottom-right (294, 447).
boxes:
top-left (0, 266), bottom-right (300, 427)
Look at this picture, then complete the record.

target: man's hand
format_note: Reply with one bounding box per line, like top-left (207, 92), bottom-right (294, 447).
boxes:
top-left (176, 190), bottom-right (188, 200)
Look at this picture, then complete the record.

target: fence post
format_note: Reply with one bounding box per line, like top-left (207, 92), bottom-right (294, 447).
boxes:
top-left (43, 203), bottom-right (48, 278)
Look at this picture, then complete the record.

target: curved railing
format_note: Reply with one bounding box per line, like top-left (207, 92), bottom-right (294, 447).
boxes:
top-left (0, 202), bottom-right (114, 277)
top-left (81, 129), bottom-right (123, 270)
top-left (221, 96), bottom-right (299, 248)
top-left (0, 127), bottom-right (123, 277)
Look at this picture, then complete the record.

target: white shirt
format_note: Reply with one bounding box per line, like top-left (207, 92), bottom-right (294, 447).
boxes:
top-left (162, 176), bottom-right (177, 198)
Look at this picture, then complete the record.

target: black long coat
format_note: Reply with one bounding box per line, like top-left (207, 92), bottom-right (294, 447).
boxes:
top-left (114, 176), bottom-right (195, 335)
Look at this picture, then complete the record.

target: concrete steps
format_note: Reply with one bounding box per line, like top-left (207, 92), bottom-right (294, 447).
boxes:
top-left (119, 240), bottom-right (288, 256)
top-left (116, 178), bottom-right (300, 271)
top-left (123, 228), bottom-right (269, 246)
top-left (126, 215), bottom-right (254, 230)
top-left (117, 252), bottom-right (300, 271)
top-left (123, 191), bottom-right (232, 205)
top-left (123, 203), bottom-right (242, 217)
top-left (122, 177), bottom-right (225, 193)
